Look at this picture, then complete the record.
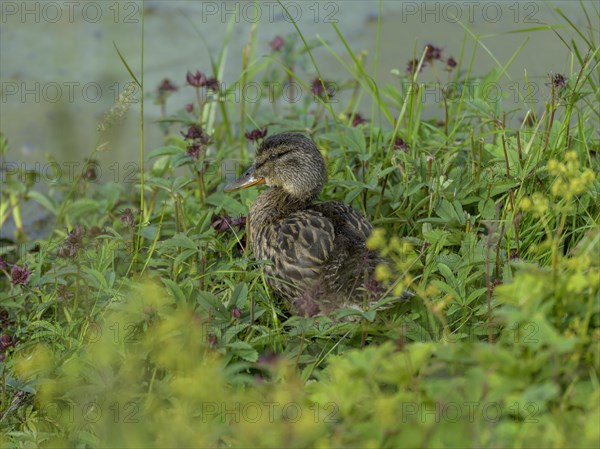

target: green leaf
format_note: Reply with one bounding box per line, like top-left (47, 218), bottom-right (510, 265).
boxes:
top-left (162, 279), bottom-right (187, 306)
top-left (82, 267), bottom-right (108, 290)
top-left (229, 283), bottom-right (248, 309)
top-left (197, 291), bottom-right (227, 318)
top-left (27, 190), bottom-right (57, 215)
top-left (466, 287), bottom-right (488, 305)
top-left (65, 199), bottom-right (102, 220)
top-left (423, 229), bottom-right (450, 247)
top-left (226, 341), bottom-right (258, 362)
top-left (452, 200), bottom-right (466, 225)
top-left (113, 41), bottom-right (140, 86)
top-left (147, 146), bottom-right (185, 159)
top-left (431, 279), bottom-right (462, 302)
top-left (478, 198), bottom-right (497, 219)
top-left (174, 248), bottom-right (198, 267)
top-left (436, 199), bottom-right (456, 221)
top-left (140, 225), bottom-right (159, 241)
top-left (163, 233), bottom-right (197, 251)
top-left (437, 263), bottom-right (455, 283)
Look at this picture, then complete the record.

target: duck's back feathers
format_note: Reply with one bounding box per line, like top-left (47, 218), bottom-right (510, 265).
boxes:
top-left (251, 196), bottom-right (380, 315)
top-left (257, 209), bottom-right (334, 302)
top-left (313, 201), bottom-right (373, 242)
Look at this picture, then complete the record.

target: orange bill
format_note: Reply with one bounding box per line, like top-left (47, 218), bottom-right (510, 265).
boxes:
top-left (224, 166), bottom-right (266, 192)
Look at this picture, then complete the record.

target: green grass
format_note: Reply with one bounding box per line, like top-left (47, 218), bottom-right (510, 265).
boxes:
top-left (0, 2), bottom-right (599, 448)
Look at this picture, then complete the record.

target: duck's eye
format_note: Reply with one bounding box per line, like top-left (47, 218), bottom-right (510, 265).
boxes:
top-left (269, 153), bottom-right (278, 161)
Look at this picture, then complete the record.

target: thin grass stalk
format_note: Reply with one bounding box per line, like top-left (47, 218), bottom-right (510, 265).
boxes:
top-left (133, 0), bottom-right (146, 273)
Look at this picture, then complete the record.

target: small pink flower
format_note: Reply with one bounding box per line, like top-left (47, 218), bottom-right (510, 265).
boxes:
top-left (231, 216), bottom-right (247, 230)
top-left (351, 113), bottom-right (367, 127)
top-left (204, 77), bottom-right (220, 92)
top-left (394, 137), bottom-right (408, 151)
top-left (10, 264), bottom-right (31, 285)
top-left (158, 78), bottom-right (178, 93)
top-left (181, 124), bottom-right (204, 140)
top-left (186, 70), bottom-right (207, 88)
top-left (424, 43), bottom-right (443, 61)
top-left (244, 128), bottom-right (268, 142)
top-left (120, 208), bottom-right (135, 227)
top-left (211, 213), bottom-right (232, 233)
top-left (552, 73), bottom-right (567, 89)
top-left (406, 59), bottom-right (424, 75)
top-left (270, 35), bottom-right (284, 52)
top-left (186, 143), bottom-right (203, 159)
top-left (310, 78), bottom-right (335, 99)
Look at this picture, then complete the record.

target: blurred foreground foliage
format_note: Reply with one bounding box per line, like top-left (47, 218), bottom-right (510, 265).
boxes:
top-left (1, 4), bottom-right (599, 448)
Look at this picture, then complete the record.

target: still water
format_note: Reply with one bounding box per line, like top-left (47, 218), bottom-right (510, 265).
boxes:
top-left (0, 1), bottom-right (596, 238)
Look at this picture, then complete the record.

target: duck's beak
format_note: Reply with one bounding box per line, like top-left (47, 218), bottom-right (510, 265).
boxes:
top-left (224, 166), bottom-right (266, 192)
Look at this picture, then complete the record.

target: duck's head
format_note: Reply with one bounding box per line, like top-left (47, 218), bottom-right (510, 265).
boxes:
top-left (225, 132), bottom-right (326, 200)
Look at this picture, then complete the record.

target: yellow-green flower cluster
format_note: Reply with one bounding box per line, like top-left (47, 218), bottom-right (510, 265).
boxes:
top-left (366, 228), bottom-right (387, 251)
top-left (521, 151), bottom-right (596, 217)
top-left (367, 228), bottom-right (417, 295)
top-left (367, 228), bottom-right (414, 262)
top-left (564, 254), bottom-right (599, 293)
top-left (519, 192), bottom-right (549, 217)
top-left (546, 151), bottom-right (595, 200)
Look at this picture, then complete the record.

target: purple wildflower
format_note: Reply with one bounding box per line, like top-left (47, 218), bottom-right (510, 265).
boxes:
top-left (0, 334), bottom-right (15, 350)
top-left (270, 35), bottom-right (284, 52)
top-left (181, 124), bottom-right (204, 140)
top-left (207, 334), bottom-right (218, 347)
top-left (10, 264), bottom-right (31, 286)
top-left (406, 59), bottom-right (424, 76)
top-left (351, 113), bottom-right (367, 127)
top-left (158, 78), bottom-right (178, 94)
top-left (120, 208), bottom-right (135, 227)
top-left (552, 73), bottom-right (567, 89)
top-left (211, 213), bottom-right (232, 233)
top-left (394, 137), bottom-right (409, 151)
top-left (186, 143), bottom-right (203, 159)
top-left (244, 128), bottom-right (268, 142)
top-left (186, 70), bottom-right (207, 88)
top-left (204, 77), bottom-right (220, 92)
top-left (424, 43), bottom-right (443, 61)
top-left (310, 78), bottom-right (336, 99)
top-left (231, 216), bottom-right (247, 230)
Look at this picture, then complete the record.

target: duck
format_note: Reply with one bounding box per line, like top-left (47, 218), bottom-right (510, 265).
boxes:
top-left (225, 132), bottom-right (383, 316)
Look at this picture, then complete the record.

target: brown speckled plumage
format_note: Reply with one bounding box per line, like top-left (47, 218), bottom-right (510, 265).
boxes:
top-left (225, 132), bottom-right (382, 316)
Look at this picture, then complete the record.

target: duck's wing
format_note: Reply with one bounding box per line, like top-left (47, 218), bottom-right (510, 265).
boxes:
top-left (259, 203), bottom-right (376, 314)
top-left (254, 210), bottom-right (336, 316)
top-left (312, 201), bottom-right (373, 241)
top-left (271, 210), bottom-right (336, 287)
